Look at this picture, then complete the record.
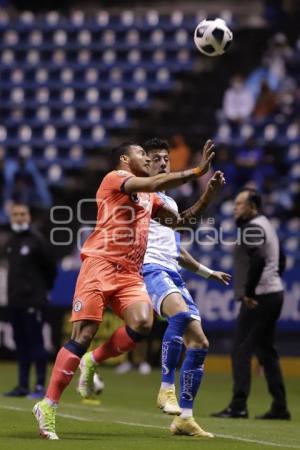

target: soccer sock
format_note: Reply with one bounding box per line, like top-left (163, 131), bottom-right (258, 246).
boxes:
top-left (179, 348), bottom-right (208, 411)
top-left (92, 326), bottom-right (143, 363)
top-left (181, 408), bottom-right (193, 418)
top-left (161, 382), bottom-right (175, 390)
top-left (46, 340), bottom-right (87, 403)
top-left (161, 312), bottom-right (191, 385)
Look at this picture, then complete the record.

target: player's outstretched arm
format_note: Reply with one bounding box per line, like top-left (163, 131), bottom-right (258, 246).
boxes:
top-left (153, 170), bottom-right (225, 228)
top-left (123, 139), bottom-right (215, 194)
top-left (178, 170), bottom-right (225, 225)
top-left (179, 247), bottom-right (231, 285)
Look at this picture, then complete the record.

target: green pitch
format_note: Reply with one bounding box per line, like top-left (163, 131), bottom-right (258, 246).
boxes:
top-left (0, 363), bottom-right (299, 450)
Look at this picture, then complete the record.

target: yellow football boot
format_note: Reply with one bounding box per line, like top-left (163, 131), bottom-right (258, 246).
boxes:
top-left (170, 416), bottom-right (214, 437)
top-left (157, 388), bottom-right (181, 415)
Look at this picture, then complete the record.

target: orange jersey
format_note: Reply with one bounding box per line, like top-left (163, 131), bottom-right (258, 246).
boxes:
top-left (81, 170), bottom-right (164, 272)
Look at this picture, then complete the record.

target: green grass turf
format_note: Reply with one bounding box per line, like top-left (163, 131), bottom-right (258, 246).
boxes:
top-left (0, 363), bottom-right (299, 450)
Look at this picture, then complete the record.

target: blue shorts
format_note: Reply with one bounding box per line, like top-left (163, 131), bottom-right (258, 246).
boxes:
top-left (142, 263), bottom-right (200, 320)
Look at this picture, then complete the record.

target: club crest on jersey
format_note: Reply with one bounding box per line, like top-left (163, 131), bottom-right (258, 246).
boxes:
top-left (73, 300), bottom-right (82, 312)
top-left (130, 193), bottom-right (139, 204)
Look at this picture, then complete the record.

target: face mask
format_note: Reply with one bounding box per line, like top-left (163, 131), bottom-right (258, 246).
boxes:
top-left (11, 223), bottom-right (30, 233)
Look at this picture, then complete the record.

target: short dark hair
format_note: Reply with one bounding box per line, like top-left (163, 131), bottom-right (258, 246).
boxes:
top-left (143, 138), bottom-right (170, 153)
top-left (240, 188), bottom-right (262, 211)
top-left (111, 142), bottom-right (139, 167)
top-left (11, 202), bottom-right (30, 212)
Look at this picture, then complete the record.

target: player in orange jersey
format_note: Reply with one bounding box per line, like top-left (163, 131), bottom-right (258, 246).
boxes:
top-left (33, 140), bottom-right (224, 439)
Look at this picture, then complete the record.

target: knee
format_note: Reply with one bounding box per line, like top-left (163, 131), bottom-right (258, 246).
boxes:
top-left (77, 331), bottom-right (94, 348)
top-left (130, 317), bottom-right (153, 336)
top-left (186, 336), bottom-right (209, 350)
top-left (71, 323), bottom-right (98, 348)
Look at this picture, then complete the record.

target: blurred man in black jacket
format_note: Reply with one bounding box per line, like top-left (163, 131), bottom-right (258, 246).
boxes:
top-left (211, 189), bottom-right (291, 420)
top-left (3, 203), bottom-right (57, 398)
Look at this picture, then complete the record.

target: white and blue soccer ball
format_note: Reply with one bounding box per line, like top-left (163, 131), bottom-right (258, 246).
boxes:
top-left (194, 18), bottom-right (233, 57)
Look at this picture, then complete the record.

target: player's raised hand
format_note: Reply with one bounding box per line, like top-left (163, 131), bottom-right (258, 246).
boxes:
top-left (209, 271), bottom-right (232, 286)
top-left (206, 170), bottom-right (226, 195)
top-left (196, 139), bottom-right (215, 176)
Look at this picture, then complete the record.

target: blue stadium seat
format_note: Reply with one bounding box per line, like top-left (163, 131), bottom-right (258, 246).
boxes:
top-left (125, 29), bottom-right (140, 45)
top-left (289, 162), bottom-right (300, 179)
top-left (219, 255), bottom-right (233, 271)
top-left (47, 163), bottom-right (63, 184)
top-left (287, 143), bottom-right (300, 162)
top-left (286, 218), bottom-right (300, 234)
top-left (284, 237), bottom-right (299, 253)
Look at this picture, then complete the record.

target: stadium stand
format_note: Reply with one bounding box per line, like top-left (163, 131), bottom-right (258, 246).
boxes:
top-left (0, 5), bottom-right (299, 277)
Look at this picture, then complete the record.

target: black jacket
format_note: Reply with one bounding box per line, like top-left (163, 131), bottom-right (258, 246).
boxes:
top-left (6, 229), bottom-right (57, 308)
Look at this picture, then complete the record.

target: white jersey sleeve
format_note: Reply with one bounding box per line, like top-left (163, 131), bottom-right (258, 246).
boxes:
top-left (143, 193), bottom-right (181, 272)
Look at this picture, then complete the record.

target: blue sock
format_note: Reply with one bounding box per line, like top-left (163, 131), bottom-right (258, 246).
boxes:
top-left (179, 348), bottom-right (208, 409)
top-left (161, 312), bottom-right (191, 384)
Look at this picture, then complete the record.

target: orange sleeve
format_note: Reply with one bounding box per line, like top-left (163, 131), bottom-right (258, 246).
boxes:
top-left (151, 193), bottom-right (165, 217)
top-left (102, 170), bottom-right (135, 192)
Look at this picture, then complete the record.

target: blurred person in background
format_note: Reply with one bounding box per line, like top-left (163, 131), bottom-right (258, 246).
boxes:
top-left (169, 134), bottom-right (191, 172)
top-left (3, 203), bottom-right (57, 398)
top-left (252, 79), bottom-right (278, 122)
top-left (0, 149), bottom-right (6, 223)
top-left (3, 156), bottom-right (52, 217)
top-left (289, 180), bottom-right (300, 217)
top-left (247, 33), bottom-right (293, 98)
top-left (114, 341), bottom-right (152, 375)
top-left (214, 144), bottom-right (236, 199)
top-left (222, 74), bottom-right (255, 126)
top-left (235, 138), bottom-right (263, 188)
top-left (211, 189), bottom-right (291, 420)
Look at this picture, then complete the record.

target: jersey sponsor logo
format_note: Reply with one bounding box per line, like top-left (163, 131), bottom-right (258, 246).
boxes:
top-left (161, 341), bottom-right (170, 375)
top-left (174, 336), bottom-right (184, 344)
top-left (73, 300), bottom-right (83, 312)
top-left (181, 370), bottom-right (194, 401)
top-left (20, 245), bottom-right (30, 255)
top-left (162, 364), bottom-right (170, 375)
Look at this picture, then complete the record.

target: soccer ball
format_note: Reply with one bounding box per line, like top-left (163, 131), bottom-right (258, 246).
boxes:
top-left (194, 18), bottom-right (233, 57)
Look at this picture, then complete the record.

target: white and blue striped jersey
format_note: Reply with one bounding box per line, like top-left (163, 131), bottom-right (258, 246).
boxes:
top-left (143, 192), bottom-right (181, 272)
